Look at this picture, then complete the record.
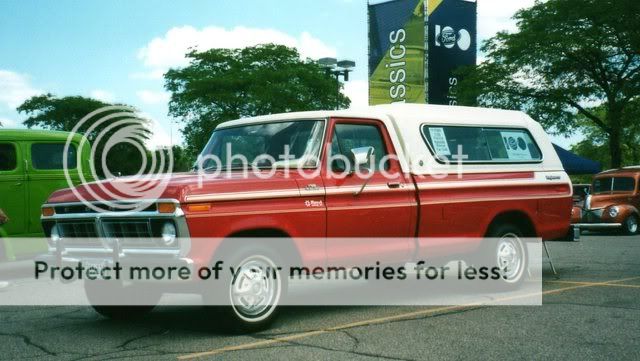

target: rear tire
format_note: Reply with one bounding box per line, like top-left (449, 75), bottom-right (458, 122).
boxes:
top-left (484, 223), bottom-right (528, 287)
top-left (622, 215), bottom-right (639, 235)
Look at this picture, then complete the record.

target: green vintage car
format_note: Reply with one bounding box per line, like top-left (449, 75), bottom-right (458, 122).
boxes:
top-left (0, 129), bottom-right (92, 261)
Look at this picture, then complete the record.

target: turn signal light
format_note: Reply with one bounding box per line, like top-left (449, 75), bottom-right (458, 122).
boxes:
top-left (186, 203), bottom-right (211, 212)
top-left (42, 207), bottom-right (55, 217)
top-left (157, 202), bottom-right (177, 214)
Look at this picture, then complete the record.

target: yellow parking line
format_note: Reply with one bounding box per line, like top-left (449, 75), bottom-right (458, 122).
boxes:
top-left (177, 276), bottom-right (640, 360)
top-left (546, 279), bottom-right (640, 289)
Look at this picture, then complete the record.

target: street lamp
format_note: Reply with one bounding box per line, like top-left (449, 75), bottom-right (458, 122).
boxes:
top-left (318, 57), bottom-right (356, 109)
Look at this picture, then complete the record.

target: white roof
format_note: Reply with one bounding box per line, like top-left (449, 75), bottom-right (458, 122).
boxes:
top-left (217, 104), bottom-right (564, 174)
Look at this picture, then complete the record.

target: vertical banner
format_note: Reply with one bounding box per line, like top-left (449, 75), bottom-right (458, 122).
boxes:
top-left (368, 0), bottom-right (426, 105)
top-left (426, 0), bottom-right (477, 105)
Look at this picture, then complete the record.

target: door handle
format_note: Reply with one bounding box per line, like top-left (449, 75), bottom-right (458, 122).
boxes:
top-left (12, 182), bottom-right (22, 186)
top-left (387, 182), bottom-right (401, 189)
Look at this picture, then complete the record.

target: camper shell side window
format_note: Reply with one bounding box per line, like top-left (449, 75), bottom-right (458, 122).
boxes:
top-left (420, 125), bottom-right (543, 164)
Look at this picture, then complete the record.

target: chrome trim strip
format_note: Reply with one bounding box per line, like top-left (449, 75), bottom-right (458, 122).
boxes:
top-left (185, 184), bottom-right (407, 203)
top-left (185, 189), bottom-right (301, 202)
top-left (416, 180), bottom-right (569, 191)
top-left (420, 194), bottom-right (571, 205)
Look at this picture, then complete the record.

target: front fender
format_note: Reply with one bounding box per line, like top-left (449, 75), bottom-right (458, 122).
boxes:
top-left (611, 204), bottom-right (640, 223)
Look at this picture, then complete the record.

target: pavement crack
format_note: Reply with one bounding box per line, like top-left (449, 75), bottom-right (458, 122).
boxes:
top-left (0, 331), bottom-right (57, 356)
top-left (339, 329), bottom-right (360, 352)
top-left (117, 329), bottom-right (170, 349)
top-left (251, 334), bottom-right (416, 361)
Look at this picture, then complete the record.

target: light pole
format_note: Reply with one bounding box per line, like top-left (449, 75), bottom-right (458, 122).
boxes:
top-left (318, 57), bottom-right (356, 109)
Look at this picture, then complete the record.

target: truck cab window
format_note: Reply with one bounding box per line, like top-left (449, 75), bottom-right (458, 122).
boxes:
top-left (331, 123), bottom-right (389, 171)
top-left (0, 143), bottom-right (17, 171)
top-left (31, 143), bottom-right (77, 170)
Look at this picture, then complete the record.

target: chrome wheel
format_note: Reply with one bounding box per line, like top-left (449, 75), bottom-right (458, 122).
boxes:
top-left (496, 233), bottom-right (525, 283)
top-left (229, 255), bottom-right (281, 323)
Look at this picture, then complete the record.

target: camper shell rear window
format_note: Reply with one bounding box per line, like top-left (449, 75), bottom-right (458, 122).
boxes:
top-left (421, 125), bottom-right (542, 163)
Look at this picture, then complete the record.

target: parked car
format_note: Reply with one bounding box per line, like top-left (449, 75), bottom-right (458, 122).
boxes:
top-left (572, 184), bottom-right (591, 206)
top-left (0, 129), bottom-right (92, 261)
top-left (572, 167), bottom-right (640, 234)
top-left (38, 104), bottom-right (574, 331)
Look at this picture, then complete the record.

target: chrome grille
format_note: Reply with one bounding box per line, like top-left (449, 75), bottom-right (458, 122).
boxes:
top-left (102, 221), bottom-right (152, 239)
top-left (55, 219), bottom-right (163, 249)
top-left (58, 222), bottom-right (98, 238)
top-left (57, 222), bottom-right (102, 247)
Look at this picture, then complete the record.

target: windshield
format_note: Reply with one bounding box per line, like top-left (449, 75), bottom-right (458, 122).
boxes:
top-left (197, 119), bottom-right (325, 171)
top-left (593, 177), bottom-right (636, 194)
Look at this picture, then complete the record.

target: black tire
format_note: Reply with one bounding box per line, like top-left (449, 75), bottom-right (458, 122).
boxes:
top-left (204, 245), bottom-right (286, 333)
top-left (85, 280), bottom-right (160, 320)
top-left (622, 215), bottom-right (639, 235)
top-left (90, 305), bottom-right (156, 320)
top-left (483, 223), bottom-right (528, 287)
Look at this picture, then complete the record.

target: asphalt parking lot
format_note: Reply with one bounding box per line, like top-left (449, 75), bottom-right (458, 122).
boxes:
top-left (0, 233), bottom-right (638, 361)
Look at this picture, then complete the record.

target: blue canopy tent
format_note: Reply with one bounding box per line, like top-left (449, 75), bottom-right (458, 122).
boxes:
top-left (552, 144), bottom-right (602, 175)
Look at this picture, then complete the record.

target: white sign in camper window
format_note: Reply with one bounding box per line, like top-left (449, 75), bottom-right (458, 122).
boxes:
top-left (428, 127), bottom-right (451, 156)
top-left (500, 131), bottom-right (531, 160)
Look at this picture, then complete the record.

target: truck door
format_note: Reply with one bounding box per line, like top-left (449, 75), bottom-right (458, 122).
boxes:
top-left (0, 142), bottom-right (27, 259)
top-left (323, 118), bottom-right (414, 265)
top-left (26, 142), bottom-right (79, 235)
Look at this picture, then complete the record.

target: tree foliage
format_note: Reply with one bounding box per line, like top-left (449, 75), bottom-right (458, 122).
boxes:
top-left (17, 94), bottom-right (152, 177)
top-left (164, 44), bottom-right (351, 158)
top-left (458, 0), bottom-right (640, 167)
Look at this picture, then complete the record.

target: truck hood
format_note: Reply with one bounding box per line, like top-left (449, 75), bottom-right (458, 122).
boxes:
top-left (47, 171), bottom-right (300, 204)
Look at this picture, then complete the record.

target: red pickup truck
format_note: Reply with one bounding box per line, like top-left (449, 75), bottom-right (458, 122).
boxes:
top-left (40, 104), bottom-right (573, 331)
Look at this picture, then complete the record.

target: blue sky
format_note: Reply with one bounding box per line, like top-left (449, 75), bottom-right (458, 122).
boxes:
top-left (1, 0), bottom-right (578, 148)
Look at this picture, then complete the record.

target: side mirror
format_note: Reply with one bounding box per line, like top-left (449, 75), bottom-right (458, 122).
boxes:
top-left (583, 187), bottom-right (590, 196)
top-left (350, 147), bottom-right (375, 196)
top-left (350, 146), bottom-right (374, 172)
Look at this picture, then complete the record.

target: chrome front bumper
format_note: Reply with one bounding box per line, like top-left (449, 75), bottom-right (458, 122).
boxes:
top-left (573, 223), bottom-right (622, 229)
top-left (40, 199), bottom-right (191, 262)
top-left (574, 208), bottom-right (622, 230)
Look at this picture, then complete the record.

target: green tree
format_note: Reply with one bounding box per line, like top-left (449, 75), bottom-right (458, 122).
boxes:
top-left (17, 94), bottom-right (152, 177)
top-left (458, 0), bottom-right (640, 167)
top-left (164, 44), bottom-right (351, 158)
top-left (149, 145), bottom-right (193, 173)
top-left (571, 100), bottom-right (640, 168)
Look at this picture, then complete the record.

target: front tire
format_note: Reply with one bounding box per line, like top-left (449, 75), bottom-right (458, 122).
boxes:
top-left (85, 280), bottom-right (160, 320)
top-left (622, 215), bottom-right (639, 235)
top-left (205, 247), bottom-right (286, 333)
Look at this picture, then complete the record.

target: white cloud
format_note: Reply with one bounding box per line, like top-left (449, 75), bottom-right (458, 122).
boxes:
top-left (0, 117), bottom-right (18, 128)
top-left (137, 90), bottom-right (170, 105)
top-left (136, 26), bottom-right (337, 78)
top-left (0, 70), bottom-right (43, 109)
top-left (90, 89), bottom-right (115, 103)
top-left (342, 80), bottom-right (369, 108)
top-left (478, 0), bottom-right (536, 19)
top-left (477, 0), bottom-right (536, 43)
top-left (475, 0), bottom-right (538, 65)
top-left (138, 112), bottom-right (172, 150)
